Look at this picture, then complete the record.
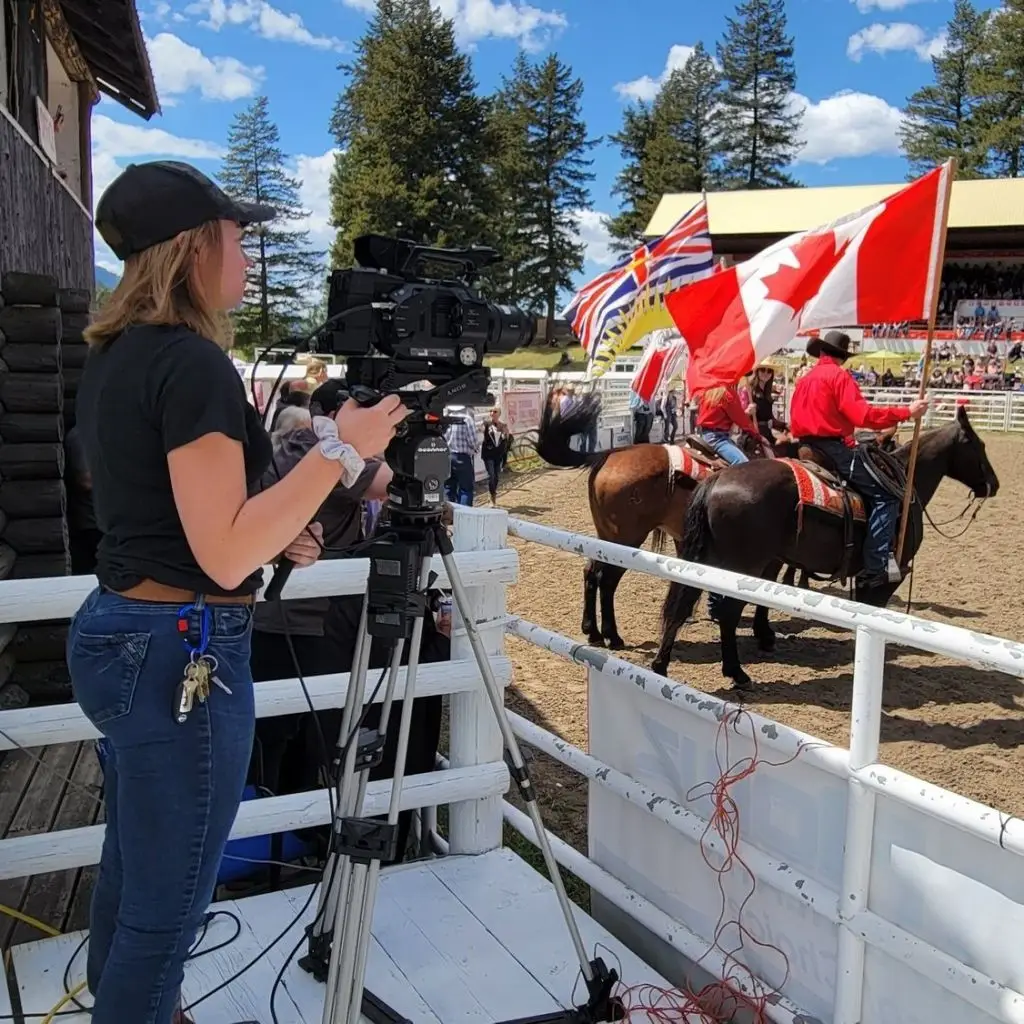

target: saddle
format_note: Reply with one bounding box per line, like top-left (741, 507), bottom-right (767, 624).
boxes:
top-left (786, 441), bottom-right (913, 585)
top-left (681, 433), bottom-right (729, 468)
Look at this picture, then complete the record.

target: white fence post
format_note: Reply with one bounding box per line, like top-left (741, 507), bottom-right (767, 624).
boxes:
top-left (833, 626), bottom-right (886, 1024)
top-left (447, 505), bottom-right (508, 854)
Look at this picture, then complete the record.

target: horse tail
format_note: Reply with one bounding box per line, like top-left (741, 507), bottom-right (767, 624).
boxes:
top-left (533, 391), bottom-right (605, 469)
top-left (662, 476), bottom-right (715, 632)
top-left (681, 475), bottom-right (714, 564)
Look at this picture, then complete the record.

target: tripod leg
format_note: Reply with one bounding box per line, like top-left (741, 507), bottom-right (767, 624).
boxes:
top-left (324, 554), bottom-right (434, 1024)
top-left (437, 539), bottom-right (595, 985)
top-left (327, 637), bottom-right (407, 1023)
top-left (311, 597), bottom-right (373, 957)
top-left (345, 607), bottom-right (428, 1023)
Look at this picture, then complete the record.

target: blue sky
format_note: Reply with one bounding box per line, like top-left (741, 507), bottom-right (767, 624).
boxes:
top-left (94, 0), bottom-right (996, 284)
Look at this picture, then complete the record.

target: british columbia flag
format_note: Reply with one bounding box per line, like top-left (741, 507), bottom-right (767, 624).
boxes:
top-left (562, 200), bottom-right (714, 378)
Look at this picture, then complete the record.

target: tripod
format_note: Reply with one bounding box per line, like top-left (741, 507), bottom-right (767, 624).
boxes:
top-left (296, 493), bottom-right (624, 1024)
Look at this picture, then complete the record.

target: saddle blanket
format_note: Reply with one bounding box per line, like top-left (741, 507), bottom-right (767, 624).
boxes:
top-left (665, 443), bottom-right (716, 483)
top-left (781, 458), bottom-right (866, 522)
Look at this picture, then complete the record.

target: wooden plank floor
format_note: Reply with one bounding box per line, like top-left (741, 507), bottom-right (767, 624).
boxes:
top-left (0, 742), bottom-right (103, 951)
top-left (10, 848), bottom-right (688, 1023)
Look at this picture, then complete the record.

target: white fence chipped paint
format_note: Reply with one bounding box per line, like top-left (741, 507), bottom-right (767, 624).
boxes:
top-left (501, 517), bottom-right (1024, 1024)
top-left (2, 506), bottom-right (1024, 1024)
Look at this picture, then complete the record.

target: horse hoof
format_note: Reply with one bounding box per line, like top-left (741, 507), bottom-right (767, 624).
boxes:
top-left (725, 668), bottom-right (752, 689)
top-left (651, 659), bottom-right (668, 677)
top-left (607, 636), bottom-right (625, 651)
top-left (757, 634), bottom-right (776, 653)
top-left (585, 632), bottom-right (603, 646)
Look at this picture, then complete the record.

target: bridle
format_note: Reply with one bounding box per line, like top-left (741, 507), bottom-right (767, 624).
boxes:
top-left (922, 493), bottom-right (987, 540)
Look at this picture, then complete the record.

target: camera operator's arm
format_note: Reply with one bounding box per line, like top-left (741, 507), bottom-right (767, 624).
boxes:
top-left (169, 393), bottom-right (407, 590)
top-left (364, 463), bottom-right (393, 501)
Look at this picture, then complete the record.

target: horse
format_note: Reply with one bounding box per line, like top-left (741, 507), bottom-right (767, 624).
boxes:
top-left (651, 405), bottom-right (999, 689)
top-left (533, 393), bottom-right (776, 648)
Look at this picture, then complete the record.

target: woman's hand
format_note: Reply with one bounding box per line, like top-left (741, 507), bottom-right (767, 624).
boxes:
top-left (334, 395), bottom-right (409, 457)
top-left (282, 521), bottom-right (323, 567)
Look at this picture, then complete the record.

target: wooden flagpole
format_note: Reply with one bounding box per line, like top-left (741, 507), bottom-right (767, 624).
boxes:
top-left (894, 157), bottom-right (956, 566)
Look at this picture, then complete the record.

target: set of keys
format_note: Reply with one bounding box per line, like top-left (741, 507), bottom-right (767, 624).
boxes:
top-left (174, 654), bottom-right (231, 724)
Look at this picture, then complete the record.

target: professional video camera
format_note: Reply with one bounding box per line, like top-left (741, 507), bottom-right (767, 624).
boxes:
top-left (312, 233), bottom-right (569, 407)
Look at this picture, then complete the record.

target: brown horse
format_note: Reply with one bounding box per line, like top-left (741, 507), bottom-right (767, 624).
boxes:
top-left (533, 393), bottom-right (773, 648)
top-left (651, 405), bottom-right (999, 688)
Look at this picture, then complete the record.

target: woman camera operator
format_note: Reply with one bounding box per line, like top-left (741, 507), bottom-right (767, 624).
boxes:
top-left (69, 160), bottom-right (407, 1024)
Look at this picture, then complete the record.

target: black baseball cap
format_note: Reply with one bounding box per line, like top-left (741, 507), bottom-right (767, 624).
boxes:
top-left (95, 160), bottom-right (277, 260)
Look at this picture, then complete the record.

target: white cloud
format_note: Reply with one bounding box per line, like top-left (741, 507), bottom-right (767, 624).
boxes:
top-left (847, 22), bottom-right (945, 62)
top-left (574, 209), bottom-right (615, 269)
top-left (290, 149), bottom-right (339, 252)
top-left (340, 0), bottom-right (566, 49)
top-left (614, 44), bottom-right (708, 102)
top-left (792, 90), bottom-right (903, 164)
top-left (185, 0), bottom-right (344, 50)
top-left (91, 114), bottom-right (226, 270)
top-left (145, 32), bottom-right (264, 101)
top-left (852, 0), bottom-right (923, 10)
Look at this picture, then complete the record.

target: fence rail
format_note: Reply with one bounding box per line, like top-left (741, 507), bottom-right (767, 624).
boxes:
top-left (6, 505), bottom-right (1020, 1024)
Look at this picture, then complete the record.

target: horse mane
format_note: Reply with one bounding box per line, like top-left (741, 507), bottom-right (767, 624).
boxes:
top-left (890, 418), bottom-right (958, 464)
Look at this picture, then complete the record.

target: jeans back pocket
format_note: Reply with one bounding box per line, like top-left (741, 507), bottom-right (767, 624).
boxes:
top-left (69, 631), bottom-right (150, 726)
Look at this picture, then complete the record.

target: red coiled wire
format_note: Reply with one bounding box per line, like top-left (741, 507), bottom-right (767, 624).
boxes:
top-left (611, 704), bottom-right (814, 1022)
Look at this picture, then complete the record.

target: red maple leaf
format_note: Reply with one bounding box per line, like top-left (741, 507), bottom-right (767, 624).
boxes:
top-left (760, 231), bottom-right (851, 317)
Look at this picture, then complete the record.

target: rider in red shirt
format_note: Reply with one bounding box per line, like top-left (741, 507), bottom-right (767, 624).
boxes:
top-left (695, 383), bottom-right (766, 464)
top-left (790, 331), bottom-right (928, 589)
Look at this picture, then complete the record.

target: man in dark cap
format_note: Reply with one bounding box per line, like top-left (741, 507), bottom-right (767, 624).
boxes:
top-left (790, 330), bottom-right (929, 589)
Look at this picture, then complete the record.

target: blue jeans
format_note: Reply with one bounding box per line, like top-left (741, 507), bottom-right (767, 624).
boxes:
top-left (700, 428), bottom-right (749, 465)
top-left (807, 439), bottom-right (899, 574)
top-left (445, 452), bottom-right (475, 506)
top-left (68, 588), bottom-right (255, 1024)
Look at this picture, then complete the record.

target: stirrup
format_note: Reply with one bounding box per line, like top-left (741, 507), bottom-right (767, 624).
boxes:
top-left (885, 556), bottom-right (902, 583)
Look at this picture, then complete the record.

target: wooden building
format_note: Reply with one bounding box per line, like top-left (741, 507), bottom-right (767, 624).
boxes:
top-left (1, 0), bottom-right (158, 288)
top-left (0, 1), bottom-right (157, 710)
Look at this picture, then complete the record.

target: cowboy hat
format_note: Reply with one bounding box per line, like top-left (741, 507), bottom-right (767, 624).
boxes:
top-left (806, 330), bottom-right (852, 361)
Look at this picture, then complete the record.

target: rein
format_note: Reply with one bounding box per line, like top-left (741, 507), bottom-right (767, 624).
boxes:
top-left (922, 494), bottom-right (986, 540)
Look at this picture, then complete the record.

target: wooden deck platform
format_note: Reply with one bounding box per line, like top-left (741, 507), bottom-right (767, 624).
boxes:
top-left (0, 742), bottom-right (103, 948)
top-left (7, 847), bottom-right (683, 1023)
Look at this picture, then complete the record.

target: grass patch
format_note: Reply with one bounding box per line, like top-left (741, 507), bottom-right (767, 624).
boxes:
top-left (502, 822), bottom-right (591, 913)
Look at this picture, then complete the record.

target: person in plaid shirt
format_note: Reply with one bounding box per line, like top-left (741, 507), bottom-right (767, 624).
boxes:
top-left (444, 405), bottom-right (479, 506)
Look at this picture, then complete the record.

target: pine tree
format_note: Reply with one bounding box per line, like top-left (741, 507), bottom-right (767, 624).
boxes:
top-left (328, 0), bottom-right (494, 267)
top-left (219, 96), bottom-right (324, 349)
top-left (974, 0), bottom-right (1024, 177)
top-left (516, 54), bottom-right (596, 333)
top-left (717, 0), bottom-right (803, 188)
top-left (900, 0), bottom-right (991, 179)
top-left (484, 52), bottom-right (536, 306)
top-left (607, 103), bottom-right (658, 252)
top-left (607, 44), bottom-right (725, 253)
top-left (644, 43), bottom-right (724, 199)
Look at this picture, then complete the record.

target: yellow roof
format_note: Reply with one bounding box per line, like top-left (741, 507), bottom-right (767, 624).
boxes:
top-left (645, 177), bottom-right (1024, 238)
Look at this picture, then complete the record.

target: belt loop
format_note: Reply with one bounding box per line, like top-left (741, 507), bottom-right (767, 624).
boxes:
top-left (194, 594), bottom-right (207, 611)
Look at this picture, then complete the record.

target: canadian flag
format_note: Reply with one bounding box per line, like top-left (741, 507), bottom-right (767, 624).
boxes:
top-left (631, 329), bottom-right (686, 402)
top-left (666, 162), bottom-right (952, 393)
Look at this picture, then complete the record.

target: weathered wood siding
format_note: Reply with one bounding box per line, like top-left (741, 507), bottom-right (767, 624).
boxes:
top-left (0, 111), bottom-right (92, 292)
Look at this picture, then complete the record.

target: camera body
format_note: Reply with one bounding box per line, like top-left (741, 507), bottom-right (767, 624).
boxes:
top-left (314, 233), bottom-right (544, 405)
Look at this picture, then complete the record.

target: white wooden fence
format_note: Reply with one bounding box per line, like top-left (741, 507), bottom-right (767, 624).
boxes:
top-left (7, 506), bottom-right (1023, 1024)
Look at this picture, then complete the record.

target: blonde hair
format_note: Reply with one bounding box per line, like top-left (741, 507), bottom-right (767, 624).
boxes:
top-left (84, 220), bottom-right (233, 350)
top-left (700, 385), bottom-right (729, 407)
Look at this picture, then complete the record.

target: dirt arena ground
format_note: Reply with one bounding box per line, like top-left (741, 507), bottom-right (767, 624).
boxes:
top-left (495, 432), bottom-right (1024, 856)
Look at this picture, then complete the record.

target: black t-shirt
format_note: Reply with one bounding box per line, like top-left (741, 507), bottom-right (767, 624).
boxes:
top-left (76, 324), bottom-right (273, 596)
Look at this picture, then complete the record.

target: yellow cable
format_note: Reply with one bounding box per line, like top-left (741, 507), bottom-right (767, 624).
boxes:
top-left (0, 902), bottom-right (60, 938)
top-left (41, 981), bottom-right (86, 1023)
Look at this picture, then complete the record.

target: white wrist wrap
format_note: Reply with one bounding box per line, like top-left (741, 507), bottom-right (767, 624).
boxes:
top-left (312, 416), bottom-right (365, 487)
